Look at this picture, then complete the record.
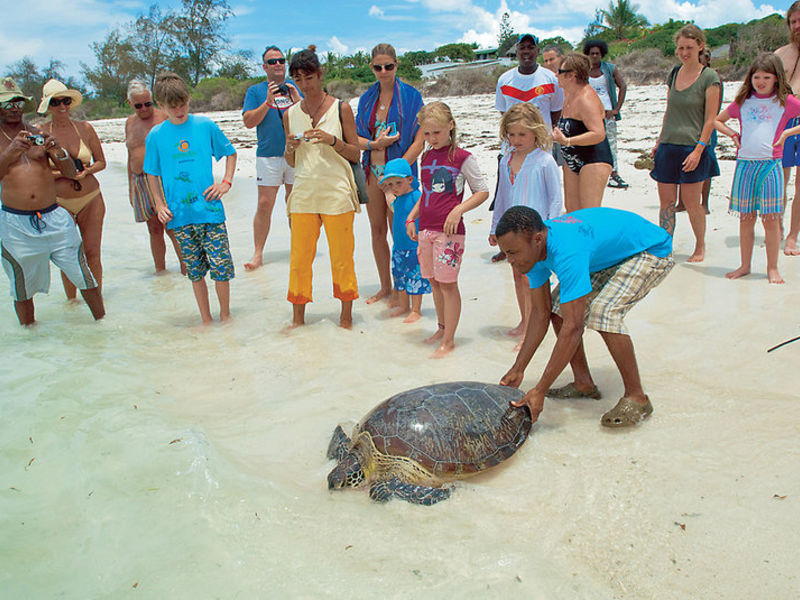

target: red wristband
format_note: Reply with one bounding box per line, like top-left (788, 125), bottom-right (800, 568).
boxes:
top-left (222, 179), bottom-right (233, 186)
top-left (405, 218), bottom-right (415, 225)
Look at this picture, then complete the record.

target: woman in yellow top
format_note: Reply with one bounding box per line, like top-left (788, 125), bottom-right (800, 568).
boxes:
top-left (282, 47), bottom-right (361, 329)
top-left (38, 79), bottom-right (106, 298)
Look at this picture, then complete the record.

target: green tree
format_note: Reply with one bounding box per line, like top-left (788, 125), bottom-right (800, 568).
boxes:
top-left (172, 0), bottom-right (233, 86)
top-left (81, 29), bottom-right (140, 105)
top-left (539, 36), bottom-right (573, 54)
top-left (433, 43), bottom-right (477, 62)
top-left (5, 57), bottom-right (84, 99)
top-left (598, 0), bottom-right (649, 40)
top-left (215, 49), bottom-right (255, 80)
top-left (629, 19), bottom-right (687, 56)
top-left (496, 12), bottom-right (516, 56)
top-left (129, 4), bottom-right (180, 88)
top-left (402, 50), bottom-right (434, 66)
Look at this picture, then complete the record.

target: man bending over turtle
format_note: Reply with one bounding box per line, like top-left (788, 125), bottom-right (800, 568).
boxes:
top-left (0, 77), bottom-right (104, 325)
top-left (496, 206), bottom-right (672, 427)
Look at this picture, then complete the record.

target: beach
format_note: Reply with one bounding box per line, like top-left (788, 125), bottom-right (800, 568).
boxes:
top-left (1, 83), bottom-right (799, 598)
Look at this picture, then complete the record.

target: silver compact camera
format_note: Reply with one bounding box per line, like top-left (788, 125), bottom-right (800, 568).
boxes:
top-left (27, 134), bottom-right (46, 146)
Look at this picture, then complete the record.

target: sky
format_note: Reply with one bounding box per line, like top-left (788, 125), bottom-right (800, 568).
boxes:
top-left (0, 0), bottom-right (785, 84)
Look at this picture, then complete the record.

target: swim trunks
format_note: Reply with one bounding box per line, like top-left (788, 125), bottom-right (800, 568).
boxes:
top-left (130, 172), bottom-right (156, 222)
top-left (782, 117), bottom-right (800, 168)
top-left (172, 222), bottom-right (234, 282)
top-left (0, 204), bottom-right (96, 301)
top-left (392, 248), bottom-right (431, 295)
top-left (558, 117), bottom-right (613, 174)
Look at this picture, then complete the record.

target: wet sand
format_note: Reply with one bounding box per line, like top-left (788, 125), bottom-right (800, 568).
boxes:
top-left (1, 84), bottom-right (799, 598)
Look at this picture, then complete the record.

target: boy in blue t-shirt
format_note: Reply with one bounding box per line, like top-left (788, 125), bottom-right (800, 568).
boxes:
top-left (379, 159), bottom-right (430, 323)
top-left (144, 72), bottom-right (237, 325)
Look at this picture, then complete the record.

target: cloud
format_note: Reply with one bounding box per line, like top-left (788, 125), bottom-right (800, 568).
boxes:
top-left (369, 6), bottom-right (385, 17)
top-left (328, 36), bottom-right (349, 55)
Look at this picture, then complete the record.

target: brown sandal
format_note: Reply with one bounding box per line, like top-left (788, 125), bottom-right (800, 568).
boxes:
top-left (601, 396), bottom-right (653, 427)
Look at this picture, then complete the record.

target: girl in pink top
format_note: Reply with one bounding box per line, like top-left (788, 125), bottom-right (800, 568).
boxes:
top-left (405, 102), bottom-right (489, 358)
top-left (716, 53), bottom-right (800, 283)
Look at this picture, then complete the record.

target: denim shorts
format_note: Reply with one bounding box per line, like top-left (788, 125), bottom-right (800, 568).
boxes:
top-left (650, 143), bottom-right (714, 185)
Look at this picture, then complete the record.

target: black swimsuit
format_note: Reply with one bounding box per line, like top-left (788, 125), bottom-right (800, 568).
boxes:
top-left (558, 117), bottom-right (613, 174)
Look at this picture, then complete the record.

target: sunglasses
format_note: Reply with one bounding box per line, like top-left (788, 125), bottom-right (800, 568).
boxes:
top-left (557, 69), bottom-right (573, 75)
top-left (372, 63), bottom-right (396, 72)
top-left (49, 97), bottom-right (72, 107)
top-left (264, 58), bottom-right (286, 65)
top-left (134, 101), bottom-right (153, 109)
top-left (1, 99), bottom-right (25, 110)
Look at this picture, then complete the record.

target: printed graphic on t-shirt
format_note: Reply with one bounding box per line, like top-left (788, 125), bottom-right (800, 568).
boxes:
top-left (423, 160), bottom-right (463, 205)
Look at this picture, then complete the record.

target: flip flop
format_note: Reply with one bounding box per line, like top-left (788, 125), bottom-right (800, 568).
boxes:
top-left (547, 383), bottom-right (602, 399)
top-left (601, 396), bottom-right (653, 427)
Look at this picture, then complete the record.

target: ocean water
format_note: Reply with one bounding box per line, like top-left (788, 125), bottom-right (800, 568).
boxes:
top-left (2, 90), bottom-right (800, 598)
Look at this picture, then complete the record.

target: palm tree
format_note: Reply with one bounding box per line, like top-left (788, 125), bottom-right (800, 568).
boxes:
top-left (599, 0), bottom-right (649, 40)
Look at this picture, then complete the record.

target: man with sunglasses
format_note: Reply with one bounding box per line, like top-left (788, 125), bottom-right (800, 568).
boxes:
top-left (242, 45), bottom-right (302, 271)
top-left (125, 79), bottom-right (184, 275)
top-left (0, 77), bottom-right (104, 325)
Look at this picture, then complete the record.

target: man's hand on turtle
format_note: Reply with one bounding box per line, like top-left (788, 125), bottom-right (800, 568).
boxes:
top-left (512, 388), bottom-right (544, 422)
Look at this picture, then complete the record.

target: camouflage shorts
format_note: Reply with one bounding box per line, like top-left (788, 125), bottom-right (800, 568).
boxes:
top-left (172, 222), bottom-right (234, 282)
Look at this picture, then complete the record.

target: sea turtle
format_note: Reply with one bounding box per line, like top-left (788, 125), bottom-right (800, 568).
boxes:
top-left (326, 381), bottom-right (532, 505)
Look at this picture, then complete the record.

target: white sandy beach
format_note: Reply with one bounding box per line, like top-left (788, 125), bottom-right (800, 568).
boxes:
top-left (1, 83), bottom-right (799, 598)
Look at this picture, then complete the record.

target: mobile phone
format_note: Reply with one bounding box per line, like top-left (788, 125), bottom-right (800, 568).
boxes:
top-left (385, 123), bottom-right (397, 136)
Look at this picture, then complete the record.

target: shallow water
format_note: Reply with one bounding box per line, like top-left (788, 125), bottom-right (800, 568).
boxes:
top-left (2, 88), bottom-right (800, 598)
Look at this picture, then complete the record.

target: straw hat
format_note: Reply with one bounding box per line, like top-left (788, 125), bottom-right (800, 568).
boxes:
top-left (0, 77), bottom-right (35, 112)
top-left (37, 79), bottom-right (83, 114)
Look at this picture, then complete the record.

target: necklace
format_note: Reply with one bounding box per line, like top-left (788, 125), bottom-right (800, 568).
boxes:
top-left (0, 125), bottom-right (14, 142)
top-left (304, 93), bottom-right (328, 125)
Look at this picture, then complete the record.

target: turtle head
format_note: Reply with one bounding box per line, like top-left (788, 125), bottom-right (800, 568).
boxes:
top-left (327, 453), bottom-right (364, 490)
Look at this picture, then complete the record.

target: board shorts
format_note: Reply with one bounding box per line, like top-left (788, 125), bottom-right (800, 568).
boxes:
top-left (392, 247), bottom-right (431, 295)
top-left (730, 159), bottom-right (784, 218)
top-left (650, 143), bottom-right (715, 184)
top-left (256, 156), bottom-right (294, 187)
top-left (782, 117), bottom-right (800, 168)
top-left (417, 230), bottom-right (465, 284)
top-left (130, 172), bottom-right (156, 223)
top-left (550, 251), bottom-right (674, 335)
top-left (172, 222), bottom-right (234, 282)
top-left (0, 204), bottom-right (96, 301)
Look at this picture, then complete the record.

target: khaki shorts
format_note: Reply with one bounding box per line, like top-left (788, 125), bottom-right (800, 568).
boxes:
top-left (551, 251), bottom-right (674, 334)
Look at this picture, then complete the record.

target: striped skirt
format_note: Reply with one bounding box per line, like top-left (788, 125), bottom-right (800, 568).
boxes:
top-left (729, 159), bottom-right (784, 218)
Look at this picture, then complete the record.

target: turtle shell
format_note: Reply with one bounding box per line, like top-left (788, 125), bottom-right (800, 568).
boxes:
top-left (355, 381), bottom-right (531, 480)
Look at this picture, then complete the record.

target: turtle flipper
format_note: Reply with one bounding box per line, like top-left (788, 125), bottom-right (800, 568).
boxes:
top-left (326, 425), bottom-right (351, 461)
top-left (369, 478), bottom-right (452, 505)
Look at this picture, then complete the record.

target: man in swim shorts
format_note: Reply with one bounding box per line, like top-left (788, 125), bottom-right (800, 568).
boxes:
top-left (496, 206), bottom-right (673, 428)
top-left (125, 79), bottom-right (184, 274)
top-left (242, 45), bottom-right (301, 270)
top-left (0, 77), bottom-right (104, 325)
top-left (776, 1), bottom-right (800, 255)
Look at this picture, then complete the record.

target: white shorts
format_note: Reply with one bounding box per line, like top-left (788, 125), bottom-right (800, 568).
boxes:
top-left (256, 156), bottom-right (294, 187)
top-left (0, 205), bottom-right (96, 301)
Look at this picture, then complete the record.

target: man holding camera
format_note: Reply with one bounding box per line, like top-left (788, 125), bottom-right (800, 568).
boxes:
top-left (0, 77), bottom-right (104, 325)
top-left (242, 45), bottom-right (301, 270)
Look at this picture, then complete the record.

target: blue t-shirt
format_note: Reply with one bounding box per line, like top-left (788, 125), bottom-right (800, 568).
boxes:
top-left (241, 80), bottom-right (299, 157)
top-left (144, 115), bottom-right (236, 230)
top-left (526, 208), bottom-right (673, 304)
top-left (391, 189), bottom-right (422, 252)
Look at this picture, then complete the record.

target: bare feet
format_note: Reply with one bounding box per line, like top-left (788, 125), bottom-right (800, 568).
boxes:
top-left (339, 317), bottom-right (353, 329)
top-left (424, 325), bottom-right (444, 345)
top-left (768, 268), bottom-right (785, 284)
top-left (430, 341), bottom-right (455, 358)
top-left (403, 311), bottom-right (421, 324)
top-left (725, 266), bottom-right (750, 279)
top-left (366, 289), bottom-right (391, 304)
top-left (687, 246), bottom-right (705, 263)
top-left (220, 313), bottom-right (232, 323)
top-left (784, 238), bottom-right (800, 256)
top-left (244, 255), bottom-right (263, 271)
top-left (491, 251), bottom-right (506, 263)
top-left (390, 306), bottom-right (409, 318)
top-left (507, 322), bottom-right (524, 337)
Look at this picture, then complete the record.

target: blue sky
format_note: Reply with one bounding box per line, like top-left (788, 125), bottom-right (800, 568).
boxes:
top-left (1, 0), bottom-right (784, 83)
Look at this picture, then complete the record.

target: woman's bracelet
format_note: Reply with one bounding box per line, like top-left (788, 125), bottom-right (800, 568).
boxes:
top-left (330, 136), bottom-right (338, 148)
top-left (222, 179), bottom-right (232, 187)
top-left (366, 140), bottom-right (371, 151)
top-left (405, 218), bottom-right (415, 225)
top-left (696, 140), bottom-right (707, 147)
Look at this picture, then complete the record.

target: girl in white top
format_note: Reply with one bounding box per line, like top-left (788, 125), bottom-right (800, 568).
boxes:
top-left (716, 53), bottom-right (800, 284)
top-left (490, 103), bottom-right (563, 347)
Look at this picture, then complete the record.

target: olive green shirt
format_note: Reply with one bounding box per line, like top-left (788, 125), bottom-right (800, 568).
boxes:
top-left (660, 67), bottom-right (721, 146)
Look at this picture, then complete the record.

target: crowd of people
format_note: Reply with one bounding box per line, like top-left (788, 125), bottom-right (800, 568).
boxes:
top-left (3, 6), bottom-right (800, 427)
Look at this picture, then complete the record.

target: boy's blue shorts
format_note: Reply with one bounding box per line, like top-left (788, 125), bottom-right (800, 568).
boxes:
top-left (392, 248), bottom-right (430, 295)
top-left (783, 117), bottom-right (800, 168)
top-left (172, 222), bottom-right (234, 282)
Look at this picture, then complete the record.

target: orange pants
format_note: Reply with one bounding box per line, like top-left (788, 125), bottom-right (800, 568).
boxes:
top-left (288, 212), bottom-right (358, 304)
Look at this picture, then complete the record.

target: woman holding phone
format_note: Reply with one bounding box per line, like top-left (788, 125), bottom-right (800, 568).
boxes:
top-left (356, 43), bottom-right (424, 304)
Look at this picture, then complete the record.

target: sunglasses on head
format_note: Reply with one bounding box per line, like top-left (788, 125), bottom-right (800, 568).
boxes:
top-left (372, 63), bottom-right (396, 72)
top-left (1, 99), bottom-right (25, 110)
top-left (557, 68), bottom-right (573, 74)
top-left (49, 97), bottom-right (72, 107)
top-left (265, 57), bottom-right (286, 65)
top-left (134, 101), bottom-right (153, 109)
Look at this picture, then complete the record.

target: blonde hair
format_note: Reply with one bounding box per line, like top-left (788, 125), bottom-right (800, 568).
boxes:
top-left (559, 53), bottom-right (590, 84)
top-left (674, 24), bottom-right (705, 48)
top-left (500, 103), bottom-right (551, 150)
top-left (417, 101), bottom-right (458, 159)
top-left (153, 72), bottom-right (190, 106)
